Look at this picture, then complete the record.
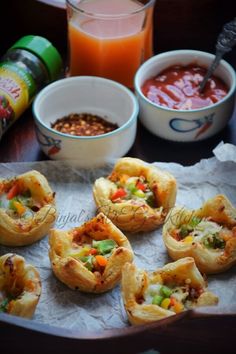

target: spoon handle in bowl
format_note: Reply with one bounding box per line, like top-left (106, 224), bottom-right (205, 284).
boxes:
top-left (199, 17), bottom-right (236, 92)
top-left (199, 51), bottom-right (224, 92)
top-left (216, 17), bottom-right (236, 53)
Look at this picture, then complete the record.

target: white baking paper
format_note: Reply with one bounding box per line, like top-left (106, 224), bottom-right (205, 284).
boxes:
top-left (0, 142), bottom-right (236, 332)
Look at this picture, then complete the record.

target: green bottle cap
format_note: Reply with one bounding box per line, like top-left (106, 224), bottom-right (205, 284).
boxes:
top-left (10, 35), bottom-right (63, 81)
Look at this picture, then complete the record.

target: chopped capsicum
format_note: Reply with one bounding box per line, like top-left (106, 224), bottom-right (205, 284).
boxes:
top-left (7, 184), bottom-right (20, 200)
top-left (126, 183), bottom-right (137, 193)
top-left (110, 188), bottom-right (127, 201)
top-left (92, 239), bottom-right (117, 255)
top-left (71, 246), bottom-right (90, 259)
top-left (133, 189), bottom-right (146, 198)
top-left (136, 181), bottom-right (146, 191)
top-left (80, 255), bottom-right (94, 271)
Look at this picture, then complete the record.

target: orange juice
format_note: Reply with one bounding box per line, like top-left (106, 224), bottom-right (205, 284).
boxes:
top-left (67, 0), bottom-right (154, 88)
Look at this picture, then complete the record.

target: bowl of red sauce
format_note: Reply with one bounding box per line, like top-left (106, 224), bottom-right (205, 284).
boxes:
top-left (135, 50), bottom-right (236, 141)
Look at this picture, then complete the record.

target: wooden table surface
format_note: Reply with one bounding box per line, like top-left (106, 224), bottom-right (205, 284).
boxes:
top-left (1, 103), bottom-right (236, 165)
top-left (1, 1), bottom-right (236, 353)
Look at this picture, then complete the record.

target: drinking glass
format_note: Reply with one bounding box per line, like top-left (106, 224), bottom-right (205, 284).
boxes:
top-left (66, 0), bottom-right (155, 88)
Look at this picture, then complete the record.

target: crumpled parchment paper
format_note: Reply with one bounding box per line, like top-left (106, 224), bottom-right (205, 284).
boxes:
top-left (0, 142), bottom-right (236, 332)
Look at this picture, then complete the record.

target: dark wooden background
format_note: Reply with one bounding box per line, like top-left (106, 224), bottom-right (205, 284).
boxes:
top-left (1, 0), bottom-right (236, 165)
top-left (1, 1), bottom-right (236, 353)
top-left (2, 0), bottom-right (236, 60)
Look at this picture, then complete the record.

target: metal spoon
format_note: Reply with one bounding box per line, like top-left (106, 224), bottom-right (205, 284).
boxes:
top-left (199, 17), bottom-right (236, 92)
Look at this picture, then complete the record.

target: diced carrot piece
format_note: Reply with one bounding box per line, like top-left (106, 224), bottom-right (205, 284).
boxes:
top-left (13, 201), bottom-right (26, 216)
top-left (170, 297), bottom-right (176, 306)
top-left (173, 301), bottom-right (184, 313)
top-left (7, 184), bottom-right (20, 200)
top-left (95, 255), bottom-right (108, 267)
top-left (171, 229), bottom-right (181, 241)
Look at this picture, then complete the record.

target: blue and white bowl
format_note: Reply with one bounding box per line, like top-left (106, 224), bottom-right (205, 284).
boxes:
top-left (33, 76), bottom-right (138, 167)
top-left (135, 50), bottom-right (236, 142)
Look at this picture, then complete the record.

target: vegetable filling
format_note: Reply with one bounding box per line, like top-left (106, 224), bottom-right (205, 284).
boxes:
top-left (170, 216), bottom-right (229, 250)
top-left (69, 234), bottom-right (118, 273)
top-left (109, 174), bottom-right (157, 207)
top-left (0, 182), bottom-right (41, 219)
top-left (144, 276), bottom-right (203, 313)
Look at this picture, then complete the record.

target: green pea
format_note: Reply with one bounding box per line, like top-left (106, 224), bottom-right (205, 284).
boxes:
top-left (160, 285), bottom-right (172, 298)
top-left (152, 295), bottom-right (164, 306)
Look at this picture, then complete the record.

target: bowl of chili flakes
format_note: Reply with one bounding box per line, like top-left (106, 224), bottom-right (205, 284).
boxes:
top-left (33, 76), bottom-right (138, 167)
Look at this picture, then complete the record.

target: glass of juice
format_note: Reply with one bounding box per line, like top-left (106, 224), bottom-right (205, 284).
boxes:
top-left (66, 0), bottom-right (156, 89)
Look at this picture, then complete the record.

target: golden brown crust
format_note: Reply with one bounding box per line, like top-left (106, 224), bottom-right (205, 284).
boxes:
top-left (0, 253), bottom-right (41, 318)
top-left (0, 170), bottom-right (57, 246)
top-left (163, 194), bottom-right (236, 274)
top-left (49, 213), bottom-right (134, 293)
top-left (121, 257), bottom-right (218, 325)
top-left (93, 157), bottom-right (177, 232)
top-left (196, 194), bottom-right (236, 227)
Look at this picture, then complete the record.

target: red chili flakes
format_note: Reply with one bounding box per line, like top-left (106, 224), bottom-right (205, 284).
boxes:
top-left (51, 113), bottom-right (119, 136)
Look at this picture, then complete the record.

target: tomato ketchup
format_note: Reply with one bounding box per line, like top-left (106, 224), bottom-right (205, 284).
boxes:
top-left (141, 64), bottom-right (228, 110)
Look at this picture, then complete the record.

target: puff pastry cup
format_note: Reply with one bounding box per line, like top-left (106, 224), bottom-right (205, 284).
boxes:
top-left (93, 157), bottom-right (177, 232)
top-left (121, 257), bottom-right (218, 325)
top-left (0, 253), bottom-right (41, 318)
top-left (49, 213), bottom-right (134, 293)
top-left (0, 170), bottom-right (56, 246)
top-left (163, 194), bottom-right (236, 274)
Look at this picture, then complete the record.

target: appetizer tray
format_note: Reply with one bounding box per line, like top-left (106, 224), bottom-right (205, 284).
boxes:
top-left (1, 143), bottom-right (236, 339)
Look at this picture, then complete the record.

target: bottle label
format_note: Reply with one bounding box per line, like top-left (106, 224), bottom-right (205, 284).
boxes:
top-left (0, 62), bottom-right (36, 137)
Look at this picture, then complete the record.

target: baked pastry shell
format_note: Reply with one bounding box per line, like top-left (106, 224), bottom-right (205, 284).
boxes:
top-left (0, 170), bottom-right (57, 246)
top-left (163, 194), bottom-right (236, 274)
top-left (0, 253), bottom-right (41, 318)
top-left (121, 257), bottom-right (218, 325)
top-left (49, 212), bottom-right (134, 293)
top-left (93, 157), bottom-right (177, 232)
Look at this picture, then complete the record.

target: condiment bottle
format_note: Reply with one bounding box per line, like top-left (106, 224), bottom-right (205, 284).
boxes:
top-left (0, 35), bottom-right (62, 140)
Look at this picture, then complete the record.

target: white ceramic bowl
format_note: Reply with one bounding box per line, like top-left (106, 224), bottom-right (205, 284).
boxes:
top-left (33, 76), bottom-right (138, 167)
top-left (135, 50), bottom-right (236, 142)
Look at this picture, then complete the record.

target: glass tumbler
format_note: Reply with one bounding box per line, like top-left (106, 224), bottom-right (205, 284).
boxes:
top-left (66, 0), bottom-right (155, 88)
